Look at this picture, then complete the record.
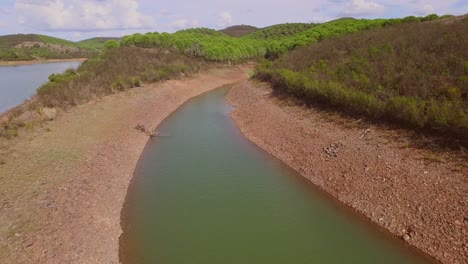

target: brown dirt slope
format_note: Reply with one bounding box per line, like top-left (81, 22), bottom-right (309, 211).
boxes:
top-left (0, 66), bottom-right (250, 264)
top-left (226, 80), bottom-right (467, 264)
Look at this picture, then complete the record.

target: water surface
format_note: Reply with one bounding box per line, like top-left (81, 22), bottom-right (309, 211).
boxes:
top-left (120, 87), bottom-right (431, 264)
top-left (0, 61), bottom-right (82, 112)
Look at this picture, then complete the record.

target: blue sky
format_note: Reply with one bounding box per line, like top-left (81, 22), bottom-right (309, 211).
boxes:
top-left (0, 0), bottom-right (467, 41)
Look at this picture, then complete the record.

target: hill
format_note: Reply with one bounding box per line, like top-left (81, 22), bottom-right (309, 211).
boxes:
top-left (255, 15), bottom-right (468, 139)
top-left (220, 25), bottom-right (258, 37)
top-left (78, 37), bottom-right (121, 50)
top-left (245, 23), bottom-right (316, 39)
top-left (0, 34), bottom-right (43, 47)
top-left (0, 34), bottom-right (117, 61)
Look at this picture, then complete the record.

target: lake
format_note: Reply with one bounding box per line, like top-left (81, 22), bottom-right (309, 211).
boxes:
top-left (0, 61), bottom-right (82, 113)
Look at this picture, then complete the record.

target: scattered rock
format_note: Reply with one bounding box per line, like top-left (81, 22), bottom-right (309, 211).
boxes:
top-left (324, 142), bottom-right (343, 158)
top-left (403, 234), bottom-right (411, 241)
top-left (42, 108), bottom-right (57, 121)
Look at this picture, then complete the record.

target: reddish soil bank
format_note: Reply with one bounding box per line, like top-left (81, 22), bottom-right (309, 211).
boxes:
top-left (0, 58), bottom-right (87, 66)
top-left (226, 80), bottom-right (467, 264)
top-left (0, 66), bottom-right (250, 264)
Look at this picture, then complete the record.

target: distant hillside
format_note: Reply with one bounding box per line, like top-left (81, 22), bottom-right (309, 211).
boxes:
top-left (0, 34), bottom-right (117, 61)
top-left (79, 37), bottom-right (121, 50)
top-left (0, 34), bottom-right (43, 47)
top-left (246, 23), bottom-right (316, 39)
top-left (36, 34), bottom-right (80, 48)
top-left (220, 25), bottom-right (258, 37)
top-left (176, 28), bottom-right (226, 36)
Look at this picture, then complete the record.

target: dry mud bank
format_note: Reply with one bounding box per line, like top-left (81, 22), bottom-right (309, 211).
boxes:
top-left (0, 66), bottom-right (250, 264)
top-left (226, 80), bottom-right (467, 264)
top-left (0, 58), bottom-right (87, 66)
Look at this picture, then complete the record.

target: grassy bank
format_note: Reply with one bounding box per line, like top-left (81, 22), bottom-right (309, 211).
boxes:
top-left (255, 17), bottom-right (468, 140)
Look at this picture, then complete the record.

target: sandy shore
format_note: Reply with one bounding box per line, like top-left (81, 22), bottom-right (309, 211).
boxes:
top-left (226, 80), bottom-right (467, 264)
top-left (0, 66), bottom-right (250, 263)
top-left (0, 58), bottom-right (87, 66)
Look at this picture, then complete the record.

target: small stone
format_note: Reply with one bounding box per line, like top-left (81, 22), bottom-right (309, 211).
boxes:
top-left (454, 220), bottom-right (462, 226)
top-left (403, 234), bottom-right (410, 241)
top-left (423, 171), bottom-right (428, 174)
top-left (42, 108), bottom-right (57, 121)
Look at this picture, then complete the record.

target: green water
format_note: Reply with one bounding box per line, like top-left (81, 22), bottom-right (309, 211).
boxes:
top-left (120, 87), bottom-right (432, 264)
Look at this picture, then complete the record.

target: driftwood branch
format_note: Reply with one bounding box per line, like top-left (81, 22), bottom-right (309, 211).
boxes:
top-left (359, 128), bottom-right (371, 138)
top-left (135, 124), bottom-right (156, 138)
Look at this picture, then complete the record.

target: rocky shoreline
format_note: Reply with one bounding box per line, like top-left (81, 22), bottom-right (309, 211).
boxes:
top-left (226, 80), bottom-right (467, 264)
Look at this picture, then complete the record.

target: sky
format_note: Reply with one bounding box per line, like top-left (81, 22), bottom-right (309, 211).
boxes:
top-left (0, 0), bottom-right (467, 41)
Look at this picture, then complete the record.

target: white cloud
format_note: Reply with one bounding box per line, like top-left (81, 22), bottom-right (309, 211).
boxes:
top-left (14, 0), bottom-right (155, 32)
top-left (169, 19), bottom-right (200, 30)
top-left (170, 19), bottom-right (189, 29)
top-left (339, 0), bottom-right (385, 16)
top-left (0, 7), bottom-right (9, 14)
top-left (310, 14), bottom-right (337, 23)
top-left (217, 11), bottom-right (233, 27)
top-left (419, 4), bottom-right (434, 15)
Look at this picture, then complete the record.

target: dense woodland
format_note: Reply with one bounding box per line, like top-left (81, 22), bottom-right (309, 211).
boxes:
top-left (2, 13), bottom-right (467, 142)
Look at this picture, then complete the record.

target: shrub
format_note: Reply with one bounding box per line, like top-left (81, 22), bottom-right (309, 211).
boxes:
top-left (104, 40), bottom-right (120, 50)
top-left (36, 47), bottom-right (208, 107)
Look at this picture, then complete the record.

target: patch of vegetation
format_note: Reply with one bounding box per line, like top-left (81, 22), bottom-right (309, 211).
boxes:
top-left (245, 23), bottom-right (316, 39)
top-left (35, 34), bottom-right (79, 48)
top-left (36, 47), bottom-right (208, 107)
top-left (0, 34), bottom-right (42, 47)
top-left (220, 25), bottom-right (259, 37)
top-left (255, 17), bottom-right (468, 140)
top-left (78, 37), bottom-right (121, 51)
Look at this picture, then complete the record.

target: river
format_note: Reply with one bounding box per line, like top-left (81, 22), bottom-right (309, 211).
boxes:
top-left (119, 86), bottom-right (432, 264)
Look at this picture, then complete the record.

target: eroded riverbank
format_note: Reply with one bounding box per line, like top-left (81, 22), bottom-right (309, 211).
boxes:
top-left (0, 58), bottom-right (87, 66)
top-left (226, 80), bottom-right (467, 264)
top-left (0, 66), bottom-right (250, 263)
